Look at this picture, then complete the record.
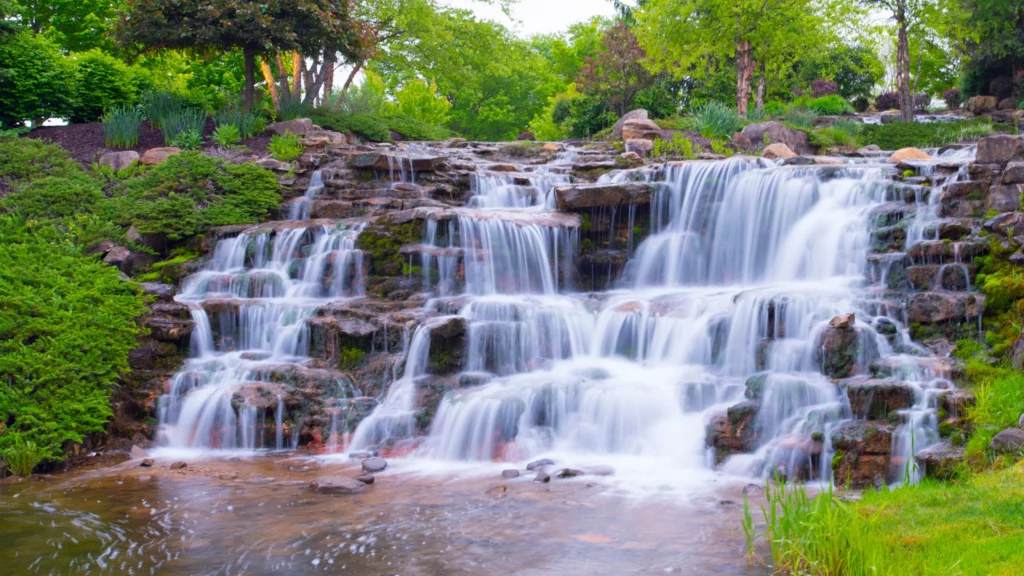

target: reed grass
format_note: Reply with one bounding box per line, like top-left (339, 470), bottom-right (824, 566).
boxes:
top-left (102, 105), bottom-right (143, 148)
top-left (160, 108), bottom-right (208, 146)
top-left (692, 101), bottom-right (743, 139)
top-left (2, 439), bottom-right (42, 477)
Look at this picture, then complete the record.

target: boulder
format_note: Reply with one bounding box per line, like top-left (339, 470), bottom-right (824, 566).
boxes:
top-left (361, 456), bottom-right (387, 473)
top-left (310, 476), bottom-right (366, 495)
top-left (967, 95), bottom-right (998, 115)
top-left (731, 131), bottom-right (753, 149)
top-left (831, 420), bottom-right (893, 455)
top-left (256, 158), bottom-right (293, 172)
top-left (501, 469), bottom-right (520, 479)
top-left (762, 143), bottom-right (797, 159)
top-left (888, 147), bottom-right (930, 163)
top-left (526, 458), bottom-right (554, 471)
top-left (533, 471), bottom-right (551, 483)
top-left (613, 109), bottom-right (649, 140)
top-left (915, 445), bottom-right (964, 480)
top-left (267, 118), bottom-right (313, 137)
top-left (355, 474), bottom-right (375, 485)
top-left (140, 147), bottom-right (181, 166)
top-left (840, 377), bottom-right (916, 419)
top-left (976, 135), bottom-right (1023, 165)
top-left (987, 184), bottom-right (1022, 213)
top-left (625, 138), bottom-right (654, 156)
top-left (830, 312), bottom-right (855, 329)
top-left (740, 121), bottom-right (812, 155)
top-left (816, 321), bottom-right (879, 379)
top-left (856, 145), bottom-right (881, 155)
top-left (1002, 161), bottom-right (1024, 184)
top-left (708, 401), bottom-right (759, 460)
top-left (99, 151), bottom-right (139, 173)
top-left (906, 292), bottom-right (984, 324)
top-left (983, 211), bottom-right (1024, 236)
top-left (989, 428), bottom-right (1024, 452)
top-left (555, 468), bottom-right (585, 478)
top-left (554, 182), bottom-right (654, 210)
top-left (1020, 413), bottom-right (1024, 429)
top-left (140, 459), bottom-right (154, 467)
top-left (140, 282), bottom-right (175, 302)
top-left (620, 118), bottom-right (662, 141)
top-left (998, 97), bottom-right (1020, 111)
top-left (830, 420), bottom-right (893, 487)
top-left (169, 461), bottom-right (187, 470)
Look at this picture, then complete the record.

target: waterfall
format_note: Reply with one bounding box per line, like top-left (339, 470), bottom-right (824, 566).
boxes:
top-left (159, 221), bottom-right (367, 450)
top-left (288, 170), bottom-right (324, 221)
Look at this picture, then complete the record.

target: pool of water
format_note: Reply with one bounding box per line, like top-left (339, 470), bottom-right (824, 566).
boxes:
top-left (0, 454), bottom-right (770, 575)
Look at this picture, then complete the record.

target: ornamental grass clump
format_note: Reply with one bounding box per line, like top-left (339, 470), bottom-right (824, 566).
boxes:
top-left (692, 101), bottom-right (743, 139)
top-left (102, 105), bottom-right (143, 148)
top-left (159, 108), bottom-right (207, 146)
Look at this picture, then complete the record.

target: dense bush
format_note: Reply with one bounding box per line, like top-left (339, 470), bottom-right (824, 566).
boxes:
top-left (0, 136), bottom-right (82, 182)
top-left (307, 109), bottom-right (391, 142)
top-left (0, 31), bottom-right (74, 127)
top-left (875, 91), bottom-right (900, 111)
top-left (784, 107), bottom-right (818, 129)
top-left (386, 114), bottom-right (454, 141)
top-left (0, 173), bottom-right (104, 218)
top-left (269, 132), bottom-right (303, 162)
top-left (810, 78), bottom-right (838, 97)
top-left (793, 94), bottom-right (854, 115)
top-left (69, 49), bottom-right (142, 123)
top-left (104, 151), bottom-right (281, 239)
top-left (943, 87), bottom-right (963, 109)
top-left (0, 214), bottom-right (145, 466)
top-left (990, 76), bottom-right (1016, 99)
top-left (858, 118), bottom-right (997, 150)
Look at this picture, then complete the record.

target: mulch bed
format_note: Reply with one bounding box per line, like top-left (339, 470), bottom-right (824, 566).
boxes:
top-left (27, 118), bottom-right (272, 166)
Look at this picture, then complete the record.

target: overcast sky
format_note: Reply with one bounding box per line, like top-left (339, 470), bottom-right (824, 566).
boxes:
top-left (441, 0), bottom-right (617, 37)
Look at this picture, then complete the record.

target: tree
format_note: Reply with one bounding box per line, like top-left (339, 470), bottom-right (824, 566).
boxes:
top-left (577, 22), bottom-right (654, 116)
top-left (0, 30), bottom-right (74, 127)
top-left (635, 0), bottom-right (828, 117)
top-left (863, 0), bottom-right (927, 122)
top-left (798, 44), bottom-right (885, 101)
top-left (390, 78), bottom-right (451, 125)
top-left (11, 0), bottom-right (117, 51)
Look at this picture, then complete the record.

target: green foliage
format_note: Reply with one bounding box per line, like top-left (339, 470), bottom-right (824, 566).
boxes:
top-left (307, 108), bottom-right (391, 142)
top-left (0, 31), bottom-right (75, 127)
top-left (385, 114), bottom-right (452, 141)
top-left (214, 107), bottom-right (263, 139)
top-left (858, 119), bottom-right (997, 150)
top-left (332, 71), bottom-right (387, 116)
top-left (0, 136), bottom-right (82, 182)
top-left (212, 123), bottom-right (241, 147)
top-left (9, 0), bottom-right (118, 52)
top-left (391, 78), bottom-right (451, 126)
top-left (340, 347), bottom-right (367, 370)
top-left (784, 106), bottom-right (818, 129)
top-left (159, 108), bottom-right (208, 146)
top-left (0, 215), bottom-right (144, 463)
top-left (105, 151), bottom-right (281, 240)
top-left (691, 101), bottom-right (742, 139)
top-left (576, 22), bottom-right (654, 116)
top-left (797, 44), bottom-right (885, 101)
top-left (141, 91), bottom-right (184, 129)
top-left (1, 438), bottom-right (42, 476)
top-left (811, 119), bottom-right (862, 149)
top-left (278, 98), bottom-right (312, 122)
top-left (794, 94), bottom-right (855, 116)
top-left (0, 173), bottom-right (103, 219)
top-left (269, 131), bottom-right (303, 162)
top-left (651, 133), bottom-right (696, 159)
top-left (762, 100), bottom-right (787, 116)
top-left (102, 105), bottom-right (143, 148)
top-left (170, 128), bottom-right (203, 150)
top-left (69, 49), bottom-right (142, 123)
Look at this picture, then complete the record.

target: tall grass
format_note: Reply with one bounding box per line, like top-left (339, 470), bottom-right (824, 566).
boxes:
top-left (692, 101), bottom-right (743, 139)
top-left (102, 105), bottom-right (143, 148)
top-left (160, 108), bottom-right (208, 146)
top-left (2, 439), bottom-right (42, 477)
top-left (785, 106), bottom-right (819, 129)
top-left (746, 479), bottom-right (890, 575)
top-left (215, 107), bottom-right (264, 139)
top-left (278, 98), bottom-right (313, 122)
top-left (652, 133), bottom-right (696, 159)
top-left (141, 91), bottom-right (183, 129)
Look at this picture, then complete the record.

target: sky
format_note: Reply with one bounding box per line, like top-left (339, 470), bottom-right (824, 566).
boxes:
top-left (441, 0), bottom-right (616, 37)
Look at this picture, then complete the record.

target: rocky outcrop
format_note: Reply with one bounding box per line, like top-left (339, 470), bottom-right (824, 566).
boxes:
top-left (99, 151), bottom-right (139, 172)
top-left (708, 401), bottom-right (759, 462)
top-left (830, 420), bottom-right (893, 488)
top-left (740, 121), bottom-right (812, 155)
top-left (976, 135), bottom-right (1023, 165)
top-left (268, 118), bottom-right (314, 137)
top-left (816, 314), bottom-right (879, 379)
top-left (613, 109), bottom-right (649, 140)
top-left (762, 143), bottom-right (796, 159)
top-left (140, 147), bottom-right (181, 166)
top-left (554, 182), bottom-right (655, 210)
top-left (889, 147), bottom-right (930, 163)
top-left (967, 95), bottom-right (997, 115)
top-left (620, 118), bottom-right (662, 141)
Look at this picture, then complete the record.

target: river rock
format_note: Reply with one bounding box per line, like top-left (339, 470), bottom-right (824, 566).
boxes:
top-left (99, 150), bottom-right (139, 172)
top-left (361, 457), bottom-right (387, 473)
top-left (816, 321), bottom-right (879, 379)
top-left (555, 468), bottom-right (585, 478)
top-left (967, 95), bottom-right (997, 115)
top-left (999, 97), bottom-right (1019, 111)
top-left (762, 143), bottom-right (796, 159)
top-left (830, 313), bottom-right (855, 329)
top-left (888, 147), bottom-right (930, 163)
top-left (267, 118), bottom-right (313, 137)
top-left (140, 147), bottom-right (181, 166)
top-left (915, 445), bottom-right (964, 480)
top-left (708, 401), bottom-right (759, 460)
top-left (1002, 162), bottom-right (1024, 184)
top-left (533, 471), bottom-right (551, 483)
top-left (587, 465), bottom-right (615, 476)
top-left (310, 476), bottom-right (366, 495)
top-left (906, 292), bottom-right (984, 324)
top-left (976, 135), bottom-right (1023, 165)
top-left (625, 138), bottom-right (654, 156)
top-left (140, 459), bottom-right (154, 467)
top-left (169, 461), bottom-right (187, 470)
top-left (130, 445), bottom-right (150, 459)
top-left (355, 474), bottom-right (375, 485)
top-left (485, 485), bottom-right (509, 498)
top-left (526, 458), bottom-right (554, 471)
top-left (732, 131), bottom-right (753, 149)
top-left (501, 469), bottom-right (520, 479)
top-left (983, 211), bottom-right (1024, 235)
top-left (620, 118), bottom-right (662, 141)
top-left (613, 109), bottom-right (649, 140)
top-left (989, 428), bottom-right (1024, 452)
top-left (554, 182), bottom-right (654, 210)
top-left (740, 121), bottom-right (811, 155)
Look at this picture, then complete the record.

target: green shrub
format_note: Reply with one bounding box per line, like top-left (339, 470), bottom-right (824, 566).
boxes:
top-left (762, 100), bottom-right (787, 116)
top-left (692, 101), bottom-right (743, 139)
top-left (212, 123), bottom-right (241, 147)
top-left (170, 128), bottom-right (203, 150)
top-left (652, 132), bottom-right (696, 159)
top-left (0, 31), bottom-right (74, 127)
top-left (0, 215), bottom-right (145, 463)
top-left (269, 131), bottom-right (303, 162)
top-left (141, 90), bottom-right (183, 129)
top-left (102, 105), bottom-right (143, 148)
top-left (104, 151), bottom-right (281, 239)
top-left (0, 173), bottom-right (103, 218)
top-left (278, 98), bottom-right (313, 122)
top-left (655, 116), bottom-right (696, 131)
top-left (69, 49), bottom-right (141, 123)
top-left (800, 94), bottom-right (855, 116)
top-left (784, 106), bottom-right (818, 129)
top-left (0, 136), bottom-right (81, 182)
top-left (214, 107), bottom-right (263, 139)
top-left (811, 119), bottom-right (862, 148)
top-left (858, 119), bottom-right (996, 150)
top-left (387, 114), bottom-right (453, 141)
top-left (307, 109), bottom-right (392, 142)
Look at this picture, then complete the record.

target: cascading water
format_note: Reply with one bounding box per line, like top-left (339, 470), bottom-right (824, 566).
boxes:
top-left (159, 221), bottom-right (367, 450)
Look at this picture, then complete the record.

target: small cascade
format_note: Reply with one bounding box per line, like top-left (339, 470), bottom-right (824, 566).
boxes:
top-left (288, 170), bottom-right (324, 221)
top-left (159, 221), bottom-right (367, 450)
top-left (469, 167), bottom-right (571, 209)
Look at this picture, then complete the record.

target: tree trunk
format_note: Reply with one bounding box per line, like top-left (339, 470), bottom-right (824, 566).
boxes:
top-left (260, 59), bottom-right (281, 110)
top-left (323, 58), bottom-right (336, 107)
top-left (291, 51), bottom-right (303, 103)
top-left (896, 1), bottom-right (913, 123)
top-left (735, 40), bottom-right (754, 118)
top-left (337, 61), bottom-right (364, 108)
top-left (756, 60), bottom-right (766, 112)
top-left (275, 54), bottom-right (291, 108)
top-left (243, 46), bottom-right (256, 110)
